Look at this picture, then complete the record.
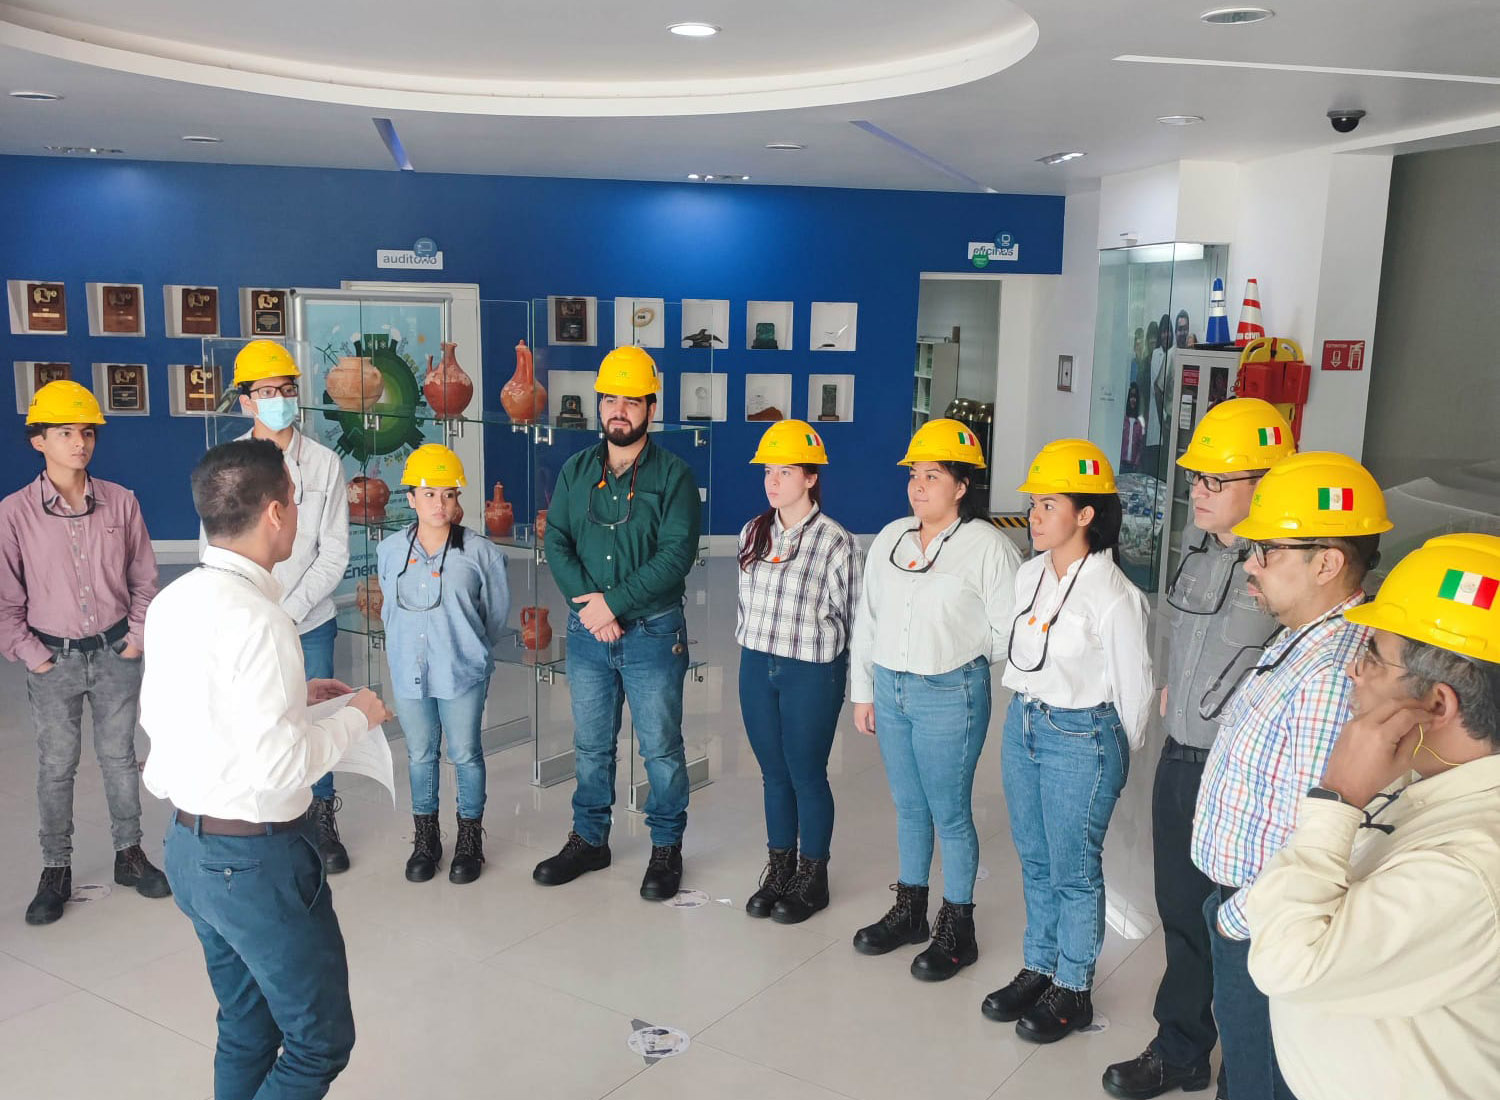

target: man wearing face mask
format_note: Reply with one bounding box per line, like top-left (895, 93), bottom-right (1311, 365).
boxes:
top-left (1104, 399), bottom-right (1294, 1100)
top-left (1246, 533), bottom-right (1500, 1100)
top-left (1190, 450), bottom-right (1392, 1100)
top-left (205, 340), bottom-right (352, 873)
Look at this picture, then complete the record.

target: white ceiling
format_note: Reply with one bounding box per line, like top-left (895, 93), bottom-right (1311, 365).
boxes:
top-left (2, 0), bottom-right (1498, 193)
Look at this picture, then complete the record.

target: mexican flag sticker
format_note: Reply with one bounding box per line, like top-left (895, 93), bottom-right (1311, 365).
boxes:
top-left (1318, 486), bottom-right (1353, 511)
top-left (957, 430), bottom-right (974, 446)
top-left (1078, 459), bottom-right (1100, 475)
top-left (1258, 426), bottom-right (1284, 446)
top-left (804, 432), bottom-right (821, 447)
top-left (1438, 569), bottom-right (1499, 610)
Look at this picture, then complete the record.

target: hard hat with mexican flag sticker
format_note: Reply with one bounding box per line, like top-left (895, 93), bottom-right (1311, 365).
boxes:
top-left (1177, 397), bottom-right (1296, 474)
top-left (1017, 438), bottom-right (1117, 494)
top-left (400, 443), bottom-right (467, 488)
top-left (594, 345), bottom-right (660, 398)
top-left (750, 419), bottom-right (828, 465)
top-left (25, 380), bottom-right (106, 426)
top-left (232, 339), bottom-right (301, 386)
top-left (1232, 451), bottom-right (1392, 540)
top-left (899, 418), bottom-right (986, 467)
top-left (1345, 533), bottom-right (1500, 664)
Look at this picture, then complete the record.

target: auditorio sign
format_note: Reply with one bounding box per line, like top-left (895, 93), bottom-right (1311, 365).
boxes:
top-left (376, 249), bottom-right (444, 269)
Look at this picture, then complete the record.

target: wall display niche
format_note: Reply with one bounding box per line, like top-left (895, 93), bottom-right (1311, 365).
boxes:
top-left (681, 299), bottom-right (728, 349)
top-left (613, 296), bottom-right (665, 348)
top-left (12, 361), bottom-right (72, 414)
top-left (548, 295), bottom-right (597, 346)
top-left (163, 285), bottom-right (220, 338)
top-left (240, 288), bottom-right (290, 337)
top-left (745, 301), bottom-right (793, 350)
top-left (92, 363), bottom-right (150, 415)
top-left (807, 374), bottom-right (855, 423)
top-left (679, 373), bottom-right (727, 422)
top-left (7, 280), bottom-right (67, 335)
top-left (168, 362), bottom-right (224, 416)
top-left (86, 283), bottom-right (146, 336)
top-left (745, 373), bottom-right (791, 423)
top-left (810, 301), bottom-right (858, 351)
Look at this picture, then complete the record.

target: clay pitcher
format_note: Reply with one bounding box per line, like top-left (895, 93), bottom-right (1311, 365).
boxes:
top-left (347, 475), bottom-right (390, 524)
top-left (423, 342), bottom-right (474, 419)
top-left (500, 339), bottom-right (547, 423)
top-left (534, 508), bottom-right (548, 544)
top-left (326, 355), bottom-right (384, 412)
top-left (484, 482), bottom-right (514, 538)
top-left (520, 606), bottom-right (552, 651)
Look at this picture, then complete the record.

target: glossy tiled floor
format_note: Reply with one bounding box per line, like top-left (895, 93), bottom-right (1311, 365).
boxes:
top-left (0, 559), bottom-right (1182, 1100)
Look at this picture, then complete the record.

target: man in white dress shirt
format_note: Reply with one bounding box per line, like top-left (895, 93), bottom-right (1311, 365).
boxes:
top-left (141, 439), bottom-right (388, 1100)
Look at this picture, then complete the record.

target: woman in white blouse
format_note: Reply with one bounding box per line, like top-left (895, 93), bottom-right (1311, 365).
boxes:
top-left (983, 438), bottom-right (1152, 1044)
top-left (849, 419), bottom-right (1021, 982)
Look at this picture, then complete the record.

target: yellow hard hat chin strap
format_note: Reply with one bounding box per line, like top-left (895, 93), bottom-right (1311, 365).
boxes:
top-left (1413, 723), bottom-right (1461, 768)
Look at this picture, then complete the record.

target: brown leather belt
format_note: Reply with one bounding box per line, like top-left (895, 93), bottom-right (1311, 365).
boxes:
top-left (174, 809), bottom-right (307, 836)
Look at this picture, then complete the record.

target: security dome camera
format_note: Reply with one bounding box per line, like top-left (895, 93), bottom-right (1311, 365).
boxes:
top-left (1328, 108), bottom-right (1366, 134)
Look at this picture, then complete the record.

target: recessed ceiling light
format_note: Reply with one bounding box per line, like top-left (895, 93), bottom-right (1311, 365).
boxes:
top-left (181, 135), bottom-right (222, 143)
top-left (44, 145), bottom-right (123, 154)
top-left (765, 142), bottom-right (805, 151)
top-left (687, 173), bottom-right (701, 180)
top-left (10, 90), bottom-right (62, 101)
top-left (1157, 114), bottom-right (1205, 126)
top-left (1200, 7), bottom-right (1274, 24)
top-left (1037, 151), bottom-right (1086, 165)
top-left (741, 175), bottom-right (751, 181)
top-left (667, 22), bottom-right (720, 37)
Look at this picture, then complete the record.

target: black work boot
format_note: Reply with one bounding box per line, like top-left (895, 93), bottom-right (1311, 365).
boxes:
top-left (532, 831), bottom-right (611, 886)
top-left (1017, 983), bottom-right (1094, 1044)
top-left (910, 899), bottom-right (978, 981)
top-left (852, 882), bottom-right (930, 955)
top-left (745, 846), bottom-right (797, 918)
top-left (640, 844), bottom-right (684, 900)
top-left (404, 813), bottom-right (442, 882)
top-left (981, 967), bottom-right (1053, 1022)
top-left (113, 845), bottom-right (171, 899)
top-left (771, 856), bottom-right (830, 925)
top-left (449, 815), bottom-right (485, 885)
top-left (24, 866), bottom-right (71, 926)
top-left (1102, 1047), bottom-right (1213, 1099)
top-left (309, 796), bottom-right (351, 874)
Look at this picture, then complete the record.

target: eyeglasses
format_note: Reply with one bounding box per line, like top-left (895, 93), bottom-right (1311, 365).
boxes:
top-left (587, 446), bottom-right (642, 529)
top-left (1166, 535), bottom-right (1247, 616)
top-left (1185, 470), bottom-right (1260, 494)
top-left (38, 476), bottom-right (97, 519)
top-left (395, 527), bottom-right (450, 612)
top-left (887, 523), bottom-right (958, 574)
top-left (1352, 636), bottom-right (1407, 676)
top-left (1197, 619), bottom-right (1315, 722)
top-left (248, 382), bottom-right (299, 400)
top-left (1249, 540), bottom-right (1338, 569)
top-left (1006, 558), bottom-right (1088, 674)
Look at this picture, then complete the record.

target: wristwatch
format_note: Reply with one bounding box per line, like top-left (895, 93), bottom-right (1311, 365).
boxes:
top-left (1306, 786), bottom-right (1349, 804)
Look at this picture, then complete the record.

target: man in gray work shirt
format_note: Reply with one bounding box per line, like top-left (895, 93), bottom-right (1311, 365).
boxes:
top-left (1103, 398), bottom-right (1295, 1100)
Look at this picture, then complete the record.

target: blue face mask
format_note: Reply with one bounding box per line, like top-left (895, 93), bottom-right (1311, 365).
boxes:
top-left (256, 396), bottom-right (298, 432)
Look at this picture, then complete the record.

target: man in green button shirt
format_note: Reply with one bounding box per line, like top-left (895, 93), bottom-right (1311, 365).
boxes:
top-left (533, 347), bottom-right (702, 900)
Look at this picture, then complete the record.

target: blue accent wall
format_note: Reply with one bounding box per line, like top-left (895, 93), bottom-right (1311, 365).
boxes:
top-left (0, 156), bottom-right (1063, 536)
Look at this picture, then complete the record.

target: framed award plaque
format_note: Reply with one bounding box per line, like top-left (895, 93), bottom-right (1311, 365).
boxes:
top-left (103, 285), bottom-right (141, 334)
top-left (27, 283), bottom-right (66, 332)
top-left (180, 287), bottom-right (219, 335)
top-left (33, 362), bottom-right (71, 388)
top-left (168, 362), bottom-right (222, 415)
top-left (251, 289), bottom-right (287, 336)
top-left (92, 363), bottom-right (149, 416)
top-left (554, 297), bottom-right (589, 343)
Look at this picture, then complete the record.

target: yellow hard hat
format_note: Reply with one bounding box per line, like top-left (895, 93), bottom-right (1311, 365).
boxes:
top-left (26, 380), bottom-right (105, 426)
top-left (594, 346), bottom-right (660, 398)
top-left (1017, 438), bottom-right (1116, 494)
top-left (400, 444), bottom-right (467, 488)
top-left (232, 340), bottom-right (301, 387)
top-left (1177, 398), bottom-right (1296, 474)
top-left (750, 419), bottom-right (828, 465)
top-left (1232, 451), bottom-right (1393, 540)
top-left (899, 418), bottom-right (986, 468)
top-left (1345, 533), bottom-right (1500, 664)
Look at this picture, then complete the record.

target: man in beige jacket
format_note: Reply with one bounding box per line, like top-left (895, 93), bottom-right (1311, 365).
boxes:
top-left (1246, 532), bottom-right (1500, 1100)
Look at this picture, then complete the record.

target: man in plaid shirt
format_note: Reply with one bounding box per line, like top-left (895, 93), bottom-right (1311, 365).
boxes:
top-left (1190, 452), bottom-right (1392, 1100)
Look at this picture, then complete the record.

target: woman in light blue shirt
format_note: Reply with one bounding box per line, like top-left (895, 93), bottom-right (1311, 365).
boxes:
top-left (377, 445), bottom-right (509, 886)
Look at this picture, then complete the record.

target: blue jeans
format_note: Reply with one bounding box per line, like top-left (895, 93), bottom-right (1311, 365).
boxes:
top-left (873, 658), bottom-right (990, 905)
top-left (738, 648), bottom-right (847, 860)
top-left (1002, 695), bottom-right (1129, 991)
top-left (165, 816), bottom-right (354, 1100)
top-left (567, 607), bottom-right (689, 848)
top-left (1206, 890), bottom-right (1295, 1100)
top-left (299, 618), bottom-right (338, 802)
top-left (393, 683), bottom-right (488, 819)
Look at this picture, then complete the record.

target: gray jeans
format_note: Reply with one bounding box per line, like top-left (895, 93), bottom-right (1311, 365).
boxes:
top-left (26, 641), bottom-right (145, 865)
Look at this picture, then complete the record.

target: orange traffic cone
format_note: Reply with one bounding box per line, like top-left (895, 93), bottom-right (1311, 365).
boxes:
top-left (1235, 279), bottom-right (1265, 347)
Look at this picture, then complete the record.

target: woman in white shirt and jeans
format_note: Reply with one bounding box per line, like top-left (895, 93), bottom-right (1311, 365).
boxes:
top-left (983, 438), bottom-right (1152, 1044)
top-left (849, 419), bottom-right (1021, 982)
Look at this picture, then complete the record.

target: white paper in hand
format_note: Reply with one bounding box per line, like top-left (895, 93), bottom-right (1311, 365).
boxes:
top-left (308, 693), bottom-right (397, 807)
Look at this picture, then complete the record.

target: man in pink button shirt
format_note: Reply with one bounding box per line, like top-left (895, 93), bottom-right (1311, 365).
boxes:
top-left (0, 380), bottom-right (167, 925)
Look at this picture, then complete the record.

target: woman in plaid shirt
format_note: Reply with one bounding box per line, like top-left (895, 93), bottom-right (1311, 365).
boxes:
top-left (736, 421), bottom-right (862, 926)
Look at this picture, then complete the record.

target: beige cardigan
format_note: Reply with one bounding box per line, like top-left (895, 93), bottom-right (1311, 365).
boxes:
top-left (1246, 754), bottom-right (1500, 1100)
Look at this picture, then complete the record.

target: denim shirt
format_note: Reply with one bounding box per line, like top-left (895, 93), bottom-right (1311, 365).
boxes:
top-left (377, 525), bottom-right (510, 701)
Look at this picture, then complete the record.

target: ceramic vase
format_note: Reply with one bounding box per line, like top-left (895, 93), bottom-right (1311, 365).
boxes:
top-left (534, 509), bottom-right (548, 543)
top-left (347, 475), bottom-right (390, 524)
top-left (500, 339), bottom-right (547, 423)
top-left (484, 482), bottom-right (515, 538)
top-left (422, 342), bottom-right (474, 419)
top-left (326, 356), bottom-right (384, 412)
top-left (355, 576), bottom-right (383, 622)
top-left (520, 606), bottom-right (553, 651)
